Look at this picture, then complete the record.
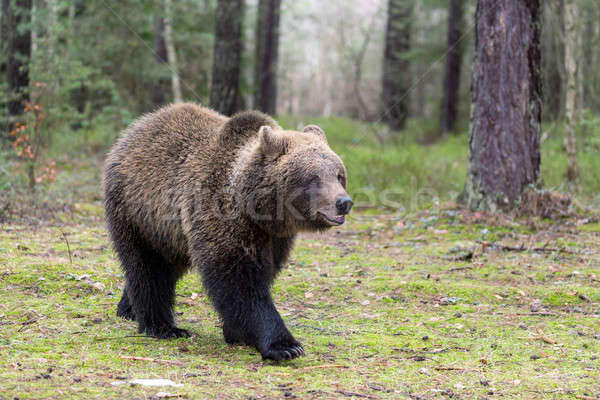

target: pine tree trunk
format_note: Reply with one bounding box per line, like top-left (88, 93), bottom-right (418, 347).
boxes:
top-left (150, 0), bottom-right (168, 108)
top-left (254, 0), bottom-right (281, 115)
top-left (564, 0), bottom-right (579, 183)
top-left (164, 0), bottom-right (181, 103)
top-left (440, 0), bottom-right (463, 134)
top-left (210, 0), bottom-right (244, 116)
top-left (380, 0), bottom-right (412, 132)
top-left (2, 0), bottom-right (32, 121)
top-left (461, 0), bottom-right (542, 211)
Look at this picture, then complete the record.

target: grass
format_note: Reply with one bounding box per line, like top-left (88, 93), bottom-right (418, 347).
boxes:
top-left (1, 203), bottom-right (599, 399)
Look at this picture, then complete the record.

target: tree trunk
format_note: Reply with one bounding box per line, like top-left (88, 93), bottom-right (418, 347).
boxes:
top-left (150, 0), bottom-right (169, 108)
top-left (380, 0), bottom-right (412, 132)
top-left (541, 0), bottom-right (564, 120)
top-left (210, 0), bottom-right (244, 116)
top-left (164, 0), bottom-right (182, 103)
top-left (2, 0), bottom-right (32, 123)
top-left (254, 0), bottom-right (281, 115)
top-left (563, 0), bottom-right (579, 183)
top-left (460, 0), bottom-right (542, 212)
top-left (440, 0), bottom-right (463, 134)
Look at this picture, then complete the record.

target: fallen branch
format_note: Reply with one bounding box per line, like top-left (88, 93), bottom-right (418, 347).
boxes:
top-left (119, 355), bottom-right (184, 366)
top-left (477, 240), bottom-right (575, 255)
top-left (514, 312), bottom-right (557, 317)
top-left (447, 266), bottom-right (473, 272)
top-left (94, 335), bottom-right (154, 341)
top-left (434, 366), bottom-right (467, 371)
top-left (575, 396), bottom-right (600, 400)
top-left (299, 364), bottom-right (349, 371)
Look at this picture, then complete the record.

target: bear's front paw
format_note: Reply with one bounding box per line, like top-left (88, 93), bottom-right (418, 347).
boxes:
top-left (261, 339), bottom-right (305, 361)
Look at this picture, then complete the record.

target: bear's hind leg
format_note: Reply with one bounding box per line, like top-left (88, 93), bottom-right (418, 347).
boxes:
top-left (123, 249), bottom-right (190, 339)
top-left (109, 222), bottom-right (189, 338)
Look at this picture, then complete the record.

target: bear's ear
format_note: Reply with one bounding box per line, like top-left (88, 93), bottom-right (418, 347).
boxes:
top-left (302, 125), bottom-right (327, 143)
top-left (259, 126), bottom-right (287, 156)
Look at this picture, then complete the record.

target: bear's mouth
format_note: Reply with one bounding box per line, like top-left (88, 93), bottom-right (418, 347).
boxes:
top-left (317, 212), bottom-right (345, 226)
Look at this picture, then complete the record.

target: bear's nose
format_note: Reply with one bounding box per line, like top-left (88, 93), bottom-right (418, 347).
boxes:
top-left (336, 195), bottom-right (353, 215)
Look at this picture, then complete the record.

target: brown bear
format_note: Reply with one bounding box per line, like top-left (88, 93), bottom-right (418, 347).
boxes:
top-left (103, 103), bottom-right (352, 361)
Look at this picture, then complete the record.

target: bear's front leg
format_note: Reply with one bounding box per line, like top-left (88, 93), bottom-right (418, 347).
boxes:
top-left (201, 262), bottom-right (304, 361)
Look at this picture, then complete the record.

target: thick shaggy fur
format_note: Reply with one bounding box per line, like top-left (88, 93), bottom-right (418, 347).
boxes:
top-left (104, 103), bottom-right (349, 361)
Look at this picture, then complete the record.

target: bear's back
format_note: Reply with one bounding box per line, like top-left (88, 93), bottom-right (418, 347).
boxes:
top-left (104, 103), bottom-right (227, 259)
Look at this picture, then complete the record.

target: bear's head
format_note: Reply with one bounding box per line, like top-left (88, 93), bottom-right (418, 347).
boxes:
top-left (242, 124), bottom-right (352, 236)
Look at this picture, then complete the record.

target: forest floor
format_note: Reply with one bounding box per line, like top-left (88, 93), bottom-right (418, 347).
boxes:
top-left (1, 200), bottom-right (599, 399)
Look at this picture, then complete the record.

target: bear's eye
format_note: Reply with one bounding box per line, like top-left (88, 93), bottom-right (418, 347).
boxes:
top-left (337, 173), bottom-right (345, 186)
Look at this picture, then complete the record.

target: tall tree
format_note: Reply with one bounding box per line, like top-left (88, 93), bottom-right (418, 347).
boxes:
top-left (1, 0), bottom-right (32, 127)
top-left (164, 0), bottom-right (181, 103)
top-left (380, 0), bottom-right (412, 132)
top-left (210, 0), bottom-right (244, 116)
top-left (541, 0), bottom-right (565, 120)
top-left (461, 0), bottom-right (542, 211)
top-left (440, 0), bottom-right (463, 134)
top-left (150, 0), bottom-right (169, 108)
top-left (563, 0), bottom-right (579, 183)
top-left (254, 0), bottom-right (281, 114)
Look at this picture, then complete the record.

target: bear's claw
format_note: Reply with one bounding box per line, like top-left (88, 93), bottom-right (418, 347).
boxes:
top-left (262, 342), bottom-right (305, 361)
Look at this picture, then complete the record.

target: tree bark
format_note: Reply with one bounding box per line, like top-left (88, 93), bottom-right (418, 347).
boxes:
top-left (210, 0), bottom-right (244, 116)
top-left (460, 0), bottom-right (542, 211)
top-left (440, 0), bottom-right (463, 134)
top-left (563, 0), bottom-right (578, 183)
top-left (254, 0), bottom-right (281, 115)
top-left (164, 0), bottom-right (182, 103)
top-left (150, 0), bottom-right (169, 108)
top-left (380, 0), bottom-right (412, 132)
top-left (2, 0), bottom-right (32, 122)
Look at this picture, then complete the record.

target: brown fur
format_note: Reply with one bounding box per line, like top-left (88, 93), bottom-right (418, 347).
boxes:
top-left (104, 103), bottom-right (351, 360)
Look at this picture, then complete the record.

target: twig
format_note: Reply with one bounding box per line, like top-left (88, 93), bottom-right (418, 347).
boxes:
top-left (119, 355), bottom-right (184, 366)
top-left (514, 312), bottom-right (557, 317)
top-left (94, 335), bottom-right (153, 341)
top-left (477, 240), bottom-right (575, 255)
top-left (576, 396), bottom-right (600, 400)
top-left (18, 316), bottom-right (44, 332)
top-left (60, 230), bottom-right (73, 266)
top-left (271, 364), bottom-right (349, 376)
top-left (434, 366), bottom-right (467, 371)
top-left (297, 364), bottom-right (349, 371)
top-left (448, 266), bottom-right (473, 272)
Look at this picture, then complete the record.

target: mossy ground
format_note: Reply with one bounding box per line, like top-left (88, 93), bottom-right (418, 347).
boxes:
top-left (1, 203), bottom-right (598, 399)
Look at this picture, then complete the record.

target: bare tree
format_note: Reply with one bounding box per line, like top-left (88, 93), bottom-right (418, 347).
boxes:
top-left (164, 0), bottom-right (182, 103)
top-left (210, 0), bottom-right (244, 116)
top-left (151, 0), bottom-right (169, 108)
top-left (254, 0), bottom-right (281, 114)
top-left (380, 0), bottom-right (412, 132)
top-left (461, 0), bottom-right (542, 211)
top-left (1, 0), bottom-right (32, 129)
top-left (440, 0), bottom-right (463, 134)
top-left (563, 0), bottom-right (579, 183)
